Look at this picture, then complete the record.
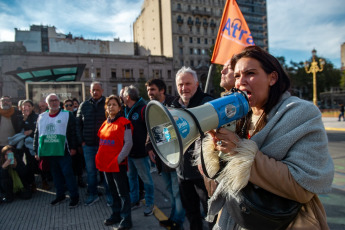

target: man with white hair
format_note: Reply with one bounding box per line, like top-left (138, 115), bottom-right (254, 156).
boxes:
top-left (34, 93), bottom-right (79, 208)
top-left (171, 66), bottom-right (214, 230)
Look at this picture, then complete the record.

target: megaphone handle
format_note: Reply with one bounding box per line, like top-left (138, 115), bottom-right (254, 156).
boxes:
top-left (181, 108), bottom-right (222, 180)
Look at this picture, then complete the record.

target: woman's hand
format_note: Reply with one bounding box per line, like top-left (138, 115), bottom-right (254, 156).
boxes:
top-left (2, 159), bottom-right (11, 169)
top-left (211, 128), bottom-right (239, 154)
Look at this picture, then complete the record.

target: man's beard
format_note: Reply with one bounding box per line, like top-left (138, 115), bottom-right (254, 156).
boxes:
top-left (1, 105), bottom-right (11, 110)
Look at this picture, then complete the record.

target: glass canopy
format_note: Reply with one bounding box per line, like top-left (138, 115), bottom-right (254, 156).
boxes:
top-left (6, 64), bottom-right (86, 83)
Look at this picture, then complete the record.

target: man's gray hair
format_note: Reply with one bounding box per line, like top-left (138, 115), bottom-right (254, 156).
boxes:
top-left (91, 81), bottom-right (103, 89)
top-left (45, 93), bottom-right (60, 104)
top-left (176, 66), bottom-right (198, 83)
top-left (123, 85), bottom-right (140, 101)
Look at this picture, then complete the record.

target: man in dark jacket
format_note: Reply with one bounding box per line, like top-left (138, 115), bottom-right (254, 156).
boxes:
top-left (172, 67), bottom-right (214, 230)
top-left (76, 81), bottom-right (106, 206)
top-left (34, 93), bottom-right (79, 208)
top-left (145, 79), bottom-right (185, 229)
top-left (122, 85), bottom-right (155, 216)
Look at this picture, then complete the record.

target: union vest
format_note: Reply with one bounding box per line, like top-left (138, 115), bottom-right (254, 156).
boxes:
top-left (37, 110), bottom-right (69, 157)
top-left (96, 117), bottom-right (132, 172)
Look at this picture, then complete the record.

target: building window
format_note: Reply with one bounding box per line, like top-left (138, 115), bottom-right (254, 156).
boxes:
top-left (197, 38), bottom-right (200, 44)
top-left (111, 69), bottom-right (116, 78)
top-left (139, 69), bottom-right (144, 78)
top-left (179, 47), bottom-right (183, 55)
top-left (179, 36), bottom-right (183, 43)
top-left (168, 86), bottom-right (172, 95)
top-left (189, 37), bottom-right (193, 43)
top-left (180, 59), bottom-right (184, 66)
top-left (112, 86), bottom-right (117, 94)
top-left (196, 27), bottom-right (200, 33)
top-left (168, 70), bottom-right (172, 79)
top-left (177, 3), bottom-right (181, 10)
top-left (212, 39), bottom-right (215, 44)
top-left (190, 48), bottom-right (193, 55)
top-left (204, 38), bottom-right (208, 44)
top-left (191, 60), bottom-right (194, 67)
top-left (84, 68), bottom-right (89, 78)
top-left (202, 49), bottom-right (205, 55)
top-left (194, 48), bottom-right (198, 55)
top-left (96, 68), bottom-right (101, 78)
top-left (198, 49), bottom-right (201, 55)
top-left (153, 69), bottom-right (161, 78)
top-left (122, 69), bottom-right (132, 78)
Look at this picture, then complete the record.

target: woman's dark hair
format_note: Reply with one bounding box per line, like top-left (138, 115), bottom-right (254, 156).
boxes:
top-left (104, 95), bottom-right (122, 117)
top-left (22, 99), bottom-right (34, 107)
top-left (231, 46), bottom-right (291, 137)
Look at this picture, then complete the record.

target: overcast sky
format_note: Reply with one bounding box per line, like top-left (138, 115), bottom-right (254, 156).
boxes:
top-left (0, 0), bottom-right (344, 68)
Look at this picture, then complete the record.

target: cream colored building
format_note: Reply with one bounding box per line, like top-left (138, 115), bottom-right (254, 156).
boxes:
top-left (133, 0), bottom-right (268, 90)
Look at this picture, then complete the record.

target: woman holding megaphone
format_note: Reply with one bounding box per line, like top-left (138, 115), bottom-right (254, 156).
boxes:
top-left (203, 46), bottom-right (333, 230)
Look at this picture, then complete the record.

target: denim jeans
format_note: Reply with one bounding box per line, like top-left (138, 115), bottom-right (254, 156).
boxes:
top-left (49, 154), bottom-right (79, 199)
top-left (127, 156), bottom-right (154, 205)
top-left (105, 165), bottom-right (132, 227)
top-left (162, 171), bottom-right (185, 226)
top-left (83, 145), bottom-right (99, 195)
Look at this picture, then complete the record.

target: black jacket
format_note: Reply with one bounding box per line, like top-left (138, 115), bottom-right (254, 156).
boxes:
top-left (76, 97), bottom-right (106, 146)
top-left (171, 87), bottom-right (214, 180)
top-left (125, 98), bottom-right (148, 158)
top-left (23, 112), bottom-right (38, 138)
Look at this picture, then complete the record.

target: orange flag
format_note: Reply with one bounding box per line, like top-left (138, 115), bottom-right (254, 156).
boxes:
top-left (211, 0), bottom-right (255, 65)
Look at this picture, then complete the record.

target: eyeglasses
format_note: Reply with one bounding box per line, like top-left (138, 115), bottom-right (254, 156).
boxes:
top-left (64, 104), bottom-right (73, 107)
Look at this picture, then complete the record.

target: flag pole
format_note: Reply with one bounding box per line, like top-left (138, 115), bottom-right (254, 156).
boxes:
top-left (204, 63), bottom-right (214, 93)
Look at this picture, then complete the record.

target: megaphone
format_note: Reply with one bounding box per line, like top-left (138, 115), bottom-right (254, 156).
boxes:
top-left (145, 90), bottom-right (250, 168)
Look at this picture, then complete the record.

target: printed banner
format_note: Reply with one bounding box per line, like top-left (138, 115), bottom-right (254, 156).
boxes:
top-left (211, 0), bottom-right (255, 65)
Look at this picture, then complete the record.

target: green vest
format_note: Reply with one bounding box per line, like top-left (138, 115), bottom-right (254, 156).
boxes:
top-left (37, 110), bottom-right (69, 157)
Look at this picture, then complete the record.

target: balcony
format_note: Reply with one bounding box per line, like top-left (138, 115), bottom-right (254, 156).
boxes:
top-left (192, 9), bottom-right (211, 17)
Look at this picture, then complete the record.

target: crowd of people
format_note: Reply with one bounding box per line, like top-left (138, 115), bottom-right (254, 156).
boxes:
top-left (0, 46), bottom-right (334, 230)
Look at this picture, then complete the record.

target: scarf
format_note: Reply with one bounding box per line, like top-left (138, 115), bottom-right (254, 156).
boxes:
top-left (0, 107), bottom-right (14, 118)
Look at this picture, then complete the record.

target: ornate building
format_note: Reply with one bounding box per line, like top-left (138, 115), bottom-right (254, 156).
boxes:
top-left (133, 0), bottom-right (268, 89)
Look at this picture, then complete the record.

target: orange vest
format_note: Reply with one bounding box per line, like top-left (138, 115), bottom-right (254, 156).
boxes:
top-left (96, 117), bottom-right (132, 172)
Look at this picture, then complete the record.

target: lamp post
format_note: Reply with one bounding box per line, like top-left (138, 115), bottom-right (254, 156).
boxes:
top-left (304, 49), bottom-right (325, 106)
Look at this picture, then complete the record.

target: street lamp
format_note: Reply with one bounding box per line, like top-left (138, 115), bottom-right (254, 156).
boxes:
top-left (304, 49), bottom-right (325, 106)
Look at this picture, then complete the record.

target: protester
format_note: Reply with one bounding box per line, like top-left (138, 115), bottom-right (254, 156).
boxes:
top-left (0, 96), bottom-right (23, 150)
top-left (21, 99), bottom-right (40, 191)
top-left (0, 145), bottom-right (32, 202)
top-left (204, 46), bottom-right (334, 229)
top-left (72, 98), bottom-right (80, 114)
top-left (34, 93), bottom-right (79, 208)
top-left (76, 82), bottom-right (108, 206)
top-left (38, 101), bottom-right (48, 114)
top-left (17, 100), bottom-right (24, 112)
top-left (122, 85), bottom-right (155, 216)
top-left (145, 78), bottom-right (185, 229)
top-left (64, 99), bottom-right (86, 188)
top-left (96, 95), bottom-right (133, 229)
top-left (220, 58), bottom-right (235, 94)
top-left (171, 67), bottom-right (214, 230)
top-left (338, 103), bottom-right (344, 121)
